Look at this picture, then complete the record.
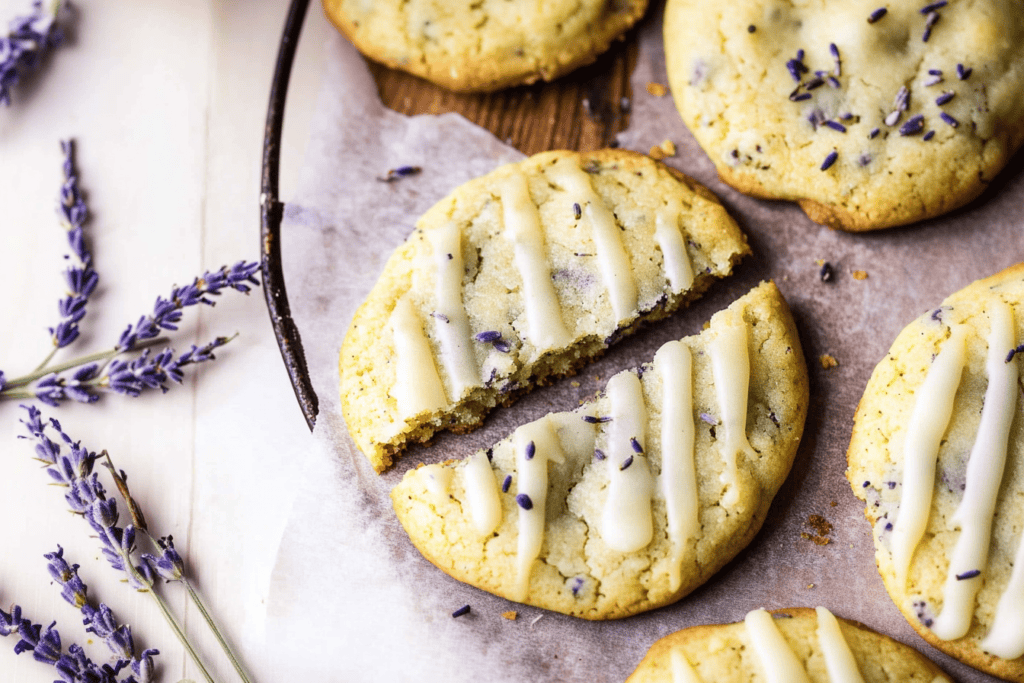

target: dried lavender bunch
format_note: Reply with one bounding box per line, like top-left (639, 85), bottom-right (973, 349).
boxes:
top-left (21, 406), bottom-right (255, 683)
top-left (0, 0), bottom-right (65, 106)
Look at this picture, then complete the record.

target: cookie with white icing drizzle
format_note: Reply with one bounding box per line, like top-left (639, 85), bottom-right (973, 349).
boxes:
top-left (626, 607), bottom-right (951, 682)
top-left (663, 0), bottom-right (1024, 231)
top-left (340, 149), bottom-right (750, 473)
top-left (848, 263), bottom-right (1024, 681)
top-left (391, 282), bottom-right (807, 619)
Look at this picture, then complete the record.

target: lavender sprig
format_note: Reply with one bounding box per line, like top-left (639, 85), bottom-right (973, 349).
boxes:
top-left (46, 139), bottom-right (98, 357)
top-left (45, 545), bottom-right (160, 682)
top-left (0, 0), bottom-right (64, 106)
top-left (20, 407), bottom-right (218, 683)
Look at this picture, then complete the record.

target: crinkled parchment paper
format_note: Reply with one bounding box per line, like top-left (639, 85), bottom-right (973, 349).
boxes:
top-left (264, 7), bottom-right (1023, 680)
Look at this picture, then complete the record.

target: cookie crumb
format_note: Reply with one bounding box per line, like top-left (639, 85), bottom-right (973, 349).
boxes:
top-left (648, 140), bottom-right (676, 160)
top-left (802, 514), bottom-right (833, 545)
top-left (807, 583), bottom-right (815, 589)
top-left (852, 269), bottom-right (868, 280)
top-left (830, 500), bottom-right (838, 507)
top-left (819, 354), bottom-right (839, 369)
top-left (502, 611), bottom-right (518, 621)
top-left (646, 82), bottom-right (668, 97)
top-left (570, 381), bottom-right (580, 388)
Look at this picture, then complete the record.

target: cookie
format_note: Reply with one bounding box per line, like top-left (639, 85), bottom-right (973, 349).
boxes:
top-left (847, 264), bottom-right (1024, 680)
top-left (322, 0), bottom-right (648, 93)
top-left (340, 149), bottom-right (750, 473)
top-left (391, 282), bottom-right (808, 619)
top-left (627, 607), bottom-right (952, 682)
top-left (663, 0), bottom-right (1024, 231)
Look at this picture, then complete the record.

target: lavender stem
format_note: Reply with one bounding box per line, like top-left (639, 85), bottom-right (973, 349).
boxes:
top-left (182, 579), bottom-right (254, 683)
top-left (0, 336), bottom-right (169, 392)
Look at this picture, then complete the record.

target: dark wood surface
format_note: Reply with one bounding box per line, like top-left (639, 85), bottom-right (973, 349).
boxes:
top-left (366, 34), bottom-right (639, 156)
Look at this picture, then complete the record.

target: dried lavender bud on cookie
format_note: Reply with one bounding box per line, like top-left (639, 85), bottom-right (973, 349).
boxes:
top-left (391, 282), bottom-right (807, 619)
top-left (322, 0), bottom-right (648, 92)
top-left (339, 149), bottom-right (750, 472)
top-left (664, 0), bottom-right (1024, 231)
top-left (848, 263), bottom-right (1024, 680)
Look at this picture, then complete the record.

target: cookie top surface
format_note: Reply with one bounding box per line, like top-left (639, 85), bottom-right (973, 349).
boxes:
top-left (847, 263), bottom-right (1024, 680)
top-left (663, 0), bottom-right (1024, 232)
top-left (322, 0), bottom-right (648, 92)
top-left (339, 149), bottom-right (749, 472)
top-left (391, 282), bottom-right (808, 619)
top-left (627, 607), bottom-right (951, 682)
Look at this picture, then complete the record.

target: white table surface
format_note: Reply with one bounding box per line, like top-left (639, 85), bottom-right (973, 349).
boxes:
top-left (0, 1), bottom-right (333, 680)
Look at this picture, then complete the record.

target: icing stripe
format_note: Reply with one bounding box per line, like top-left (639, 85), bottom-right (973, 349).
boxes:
top-left (815, 607), bottom-right (866, 683)
top-left (932, 301), bottom-right (1018, 640)
top-left (417, 463), bottom-right (453, 508)
top-left (513, 417), bottom-right (565, 601)
top-left (655, 341), bottom-right (700, 592)
top-left (744, 609), bottom-right (812, 683)
top-left (390, 295), bottom-right (448, 419)
top-left (462, 450), bottom-right (502, 538)
top-left (891, 324), bottom-right (968, 591)
top-left (546, 159), bottom-right (637, 322)
top-left (709, 309), bottom-right (755, 509)
top-left (430, 220), bottom-right (480, 399)
top-left (654, 199), bottom-right (695, 293)
top-left (499, 171), bottom-right (573, 353)
top-left (670, 648), bottom-right (703, 683)
top-left (601, 370), bottom-right (655, 553)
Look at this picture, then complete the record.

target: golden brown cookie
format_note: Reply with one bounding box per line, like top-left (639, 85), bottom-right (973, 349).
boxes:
top-left (664, 0), bottom-right (1024, 231)
top-left (628, 607), bottom-right (951, 682)
top-left (323, 0), bottom-right (648, 92)
top-left (391, 282), bottom-right (808, 619)
top-left (848, 263), bottom-right (1024, 680)
top-left (340, 149), bottom-right (749, 472)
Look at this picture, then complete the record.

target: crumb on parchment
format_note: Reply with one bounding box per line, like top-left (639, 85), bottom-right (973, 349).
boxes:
top-left (646, 82), bottom-right (667, 97)
top-left (819, 354), bottom-right (838, 369)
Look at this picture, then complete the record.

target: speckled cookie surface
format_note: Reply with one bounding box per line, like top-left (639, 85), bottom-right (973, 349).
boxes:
top-left (627, 607), bottom-right (951, 682)
top-left (848, 264), bottom-right (1024, 680)
top-left (322, 0), bottom-right (648, 92)
top-left (340, 149), bottom-right (750, 473)
top-left (391, 282), bottom-right (808, 619)
top-left (663, 0), bottom-right (1024, 232)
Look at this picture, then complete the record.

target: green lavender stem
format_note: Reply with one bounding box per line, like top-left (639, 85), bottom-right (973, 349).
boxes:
top-left (0, 336), bottom-right (168, 392)
top-left (183, 579), bottom-right (255, 683)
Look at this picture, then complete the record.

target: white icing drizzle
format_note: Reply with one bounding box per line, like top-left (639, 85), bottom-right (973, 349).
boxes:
top-left (546, 160), bottom-right (637, 322)
top-left (513, 417), bottom-right (565, 601)
top-left (744, 609), bottom-right (812, 683)
top-left (429, 220), bottom-right (479, 399)
top-left (932, 301), bottom-right (1018, 641)
top-left (655, 341), bottom-right (699, 592)
top-left (708, 309), bottom-right (755, 509)
top-left (389, 295), bottom-right (448, 419)
top-left (654, 198), bottom-right (694, 294)
top-left (498, 170), bottom-right (573, 353)
top-left (891, 324), bottom-right (968, 591)
top-left (670, 648), bottom-right (703, 683)
top-left (600, 370), bottom-right (654, 553)
top-left (462, 450), bottom-right (502, 538)
top-left (815, 607), bottom-right (866, 683)
top-left (417, 464), bottom-right (453, 508)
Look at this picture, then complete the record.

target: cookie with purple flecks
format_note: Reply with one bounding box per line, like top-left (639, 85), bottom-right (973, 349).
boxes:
top-left (391, 282), bottom-right (808, 619)
top-left (663, 0), bottom-right (1024, 231)
top-left (627, 607), bottom-right (950, 682)
top-left (340, 149), bottom-right (750, 473)
top-left (322, 0), bottom-right (648, 92)
top-left (848, 264), bottom-right (1024, 680)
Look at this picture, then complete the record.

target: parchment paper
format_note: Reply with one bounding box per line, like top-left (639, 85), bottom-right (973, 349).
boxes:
top-left (264, 6), bottom-right (1024, 680)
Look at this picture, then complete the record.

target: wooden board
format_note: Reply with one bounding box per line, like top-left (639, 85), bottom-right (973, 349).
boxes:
top-left (366, 32), bottom-right (640, 156)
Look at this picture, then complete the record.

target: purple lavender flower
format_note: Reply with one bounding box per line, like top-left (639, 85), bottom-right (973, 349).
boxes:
top-left (0, 0), bottom-right (65, 106)
top-left (116, 262), bottom-right (259, 352)
top-left (144, 536), bottom-right (184, 582)
top-left (49, 139), bottom-right (98, 351)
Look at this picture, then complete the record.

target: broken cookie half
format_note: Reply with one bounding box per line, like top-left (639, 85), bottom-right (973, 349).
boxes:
top-left (340, 149), bottom-right (749, 473)
top-left (391, 282), bottom-right (808, 619)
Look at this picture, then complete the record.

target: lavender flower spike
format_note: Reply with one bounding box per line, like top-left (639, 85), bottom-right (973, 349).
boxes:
top-left (50, 139), bottom-right (98, 352)
top-left (116, 261), bottom-right (259, 352)
top-left (0, 0), bottom-right (65, 106)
